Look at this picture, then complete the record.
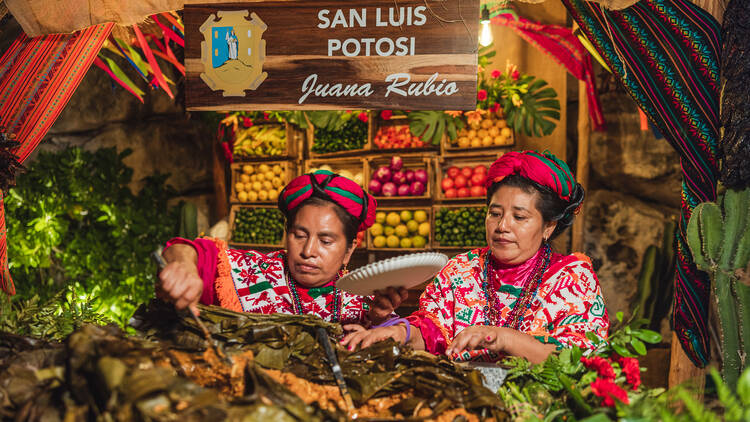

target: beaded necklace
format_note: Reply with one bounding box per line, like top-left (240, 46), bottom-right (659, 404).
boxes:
top-left (481, 243), bottom-right (552, 329)
top-left (286, 269), bottom-right (343, 323)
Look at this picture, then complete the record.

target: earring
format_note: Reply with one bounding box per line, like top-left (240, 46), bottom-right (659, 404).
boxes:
top-left (341, 264), bottom-right (349, 275)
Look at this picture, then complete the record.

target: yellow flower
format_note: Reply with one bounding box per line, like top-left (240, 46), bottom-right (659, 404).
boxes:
top-left (465, 108), bottom-right (485, 126)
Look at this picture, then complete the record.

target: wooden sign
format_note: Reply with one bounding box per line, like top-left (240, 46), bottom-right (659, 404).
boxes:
top-left (184, 0), bottom-right (479, 110)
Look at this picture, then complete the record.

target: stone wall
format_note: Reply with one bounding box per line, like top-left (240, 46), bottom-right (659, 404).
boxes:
top-left (35, 63), bottom-right (216, 233)
top-left (584, 90), bottom-right (681, 328)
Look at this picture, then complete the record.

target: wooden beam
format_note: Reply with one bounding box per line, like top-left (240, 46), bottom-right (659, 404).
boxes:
top-left (571, 79), bottom-right (590, 253)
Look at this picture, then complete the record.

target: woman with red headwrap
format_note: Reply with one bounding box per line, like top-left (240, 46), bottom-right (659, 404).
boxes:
top-left (342, 151), bottom-right (609, 363)
top-left (158, 170), bottom-right (407, 325)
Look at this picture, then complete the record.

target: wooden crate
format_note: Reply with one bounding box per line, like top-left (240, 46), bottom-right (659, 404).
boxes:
top-left (435, 155), bottom-right (498, 202)
top-left (228, 204), bottom-right (286, 249)
top-left (365, 154), bottom-right (433, 201)
top-left (230, 160), bottom-right (298, 204)
top-left (367, 206), bottom-right (432, 252)
top-left (304, 156), bottom-right (368, 189)
top-left (431, 203), bottom-right (488, 250)
top-left (307, 114), bottom-right (371, 159)
top-left (370, 111), bottom-right (439, 153)
top-left (441, 112), bottom-right (515, 156)
top-left (232, 121), bottom-right (302, 161)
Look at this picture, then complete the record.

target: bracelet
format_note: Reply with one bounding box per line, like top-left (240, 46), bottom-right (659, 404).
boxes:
top-left (372, 317), bottom-right (411, 344)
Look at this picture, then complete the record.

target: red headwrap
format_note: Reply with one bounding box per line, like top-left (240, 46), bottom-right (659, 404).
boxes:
top-left (486, 150), bottom-right (577, 202)
top-left (278, 170), bottom-right (377, 231)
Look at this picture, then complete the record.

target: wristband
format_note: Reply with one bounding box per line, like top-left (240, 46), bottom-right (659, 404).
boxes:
top-left (372, 317), bottom-right (411, 344)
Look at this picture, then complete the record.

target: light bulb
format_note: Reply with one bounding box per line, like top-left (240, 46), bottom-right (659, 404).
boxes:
top-left (479, 21), bottom-right (493, 47)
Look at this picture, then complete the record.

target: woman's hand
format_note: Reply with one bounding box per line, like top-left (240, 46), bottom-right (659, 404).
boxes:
top-left (157, 259), bottom-right (203, 315)
top-left (340, 324), bottom-right (408, 351)
top-left (445, 325), bottom-right (509, 357)
top-left (367, 287), bottom-right (409, 325)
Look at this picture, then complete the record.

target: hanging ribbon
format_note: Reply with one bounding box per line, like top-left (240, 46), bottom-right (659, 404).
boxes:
top-left (490, 13), bottom-right (606, 131)
top-left (152, 14), bottom-right (184, 48)
top-left (94, 56), bottom-right (145, 102)
top-left (132, 24), bottom-right (173, 99)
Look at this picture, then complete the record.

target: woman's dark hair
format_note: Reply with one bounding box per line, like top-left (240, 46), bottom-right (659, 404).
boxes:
top-left (285, 196), bottom-right (359, 248)
top-left (486, 174), bottom-right (585, 240)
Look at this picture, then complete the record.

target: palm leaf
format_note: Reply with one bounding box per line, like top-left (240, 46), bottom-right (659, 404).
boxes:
top-left (408, 112), bottom-right (465, 145)
top-left (503, 76), bottom-right (560, 137)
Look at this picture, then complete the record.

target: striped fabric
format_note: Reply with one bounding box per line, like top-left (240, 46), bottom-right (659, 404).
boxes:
top-left (561, 0), bottom-right (721, 366)
top-left (0, 23), bottom-right (114, 295)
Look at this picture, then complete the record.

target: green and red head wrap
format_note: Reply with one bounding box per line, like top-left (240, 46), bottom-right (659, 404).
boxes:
top-left (278, 170), bottom-right (377, 231)
top-left (486, 150), bottom-right (578, 202)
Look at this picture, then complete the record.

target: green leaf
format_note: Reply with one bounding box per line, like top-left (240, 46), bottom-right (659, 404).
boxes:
top-left (612, 342), bottom-right (633, 357)
top-left (631, 338), bottom-right (647, 355)
top-left (616, 311), bottom-right (624, 322)
top-left (631, 329), bottom-right (662, 344)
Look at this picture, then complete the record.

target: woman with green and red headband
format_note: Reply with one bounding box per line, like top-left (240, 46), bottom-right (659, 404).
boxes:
top-left (158, 170), bottom-right (407, 326)
top-left (342, 151), bottom-right (610, 363)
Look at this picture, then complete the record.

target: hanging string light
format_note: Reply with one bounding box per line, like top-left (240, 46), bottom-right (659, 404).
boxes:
top-left (479, 5), bottom-right (493, 47)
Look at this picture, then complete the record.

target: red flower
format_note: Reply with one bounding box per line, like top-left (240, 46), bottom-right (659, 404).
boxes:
top-left (615, 356), bottom-right (642, 389)
top-left (242, 116), bottom-right (253, 127)
top-left (380, 110), bottom-right (393, 120)
top-left (591, 377), bottom-right (629, 407)
top-left (490, 102), bottom-right (500, 113)
top-left (221, 142), bottom-right (233, 163)
top-left (511, 69), bottom-right (520, 81)
top-left (477, 89), bottom-right (488, 101)
top-left (358, 112), bottom-right (369, 123)
top-left (581, 356), bottom-right (616, 379)
top-left (263, 112), bottom-right (270, 120)
top-left (491, 70), bottom-right (501, 79)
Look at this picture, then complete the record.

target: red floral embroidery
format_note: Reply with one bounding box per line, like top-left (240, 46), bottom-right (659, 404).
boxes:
top-left (581, 356), bottom-right (615, 379)
top-left (590, 377), bottom-right (629, 407)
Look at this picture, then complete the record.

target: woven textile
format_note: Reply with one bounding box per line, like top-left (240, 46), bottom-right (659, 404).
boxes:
top-left (0, 23), bottom-right (114, 295)
top-left (561, 0), bottom-right (721, 366)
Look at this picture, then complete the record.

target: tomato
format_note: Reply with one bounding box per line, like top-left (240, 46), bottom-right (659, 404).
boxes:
top-left (441, 178), bottom-right (454, 192)
top-left (470, 173), bottom-right (486, 187)
top-left (457, 187), bottom-right (470, 198)
top-left (447, 166), bottom-right (460, 179)
top-left (453, 175), bottom-right (468, 189)
top-left (473, 165), bottom-right (488, 175)
top-left (481, 186), bottom-right (487, 196)
top-left (445, 188), bottom-right (458, 199)
top-left (461, 166), bottom-right (473, 178)
top-left (470, 185), bottom-right (484, 197)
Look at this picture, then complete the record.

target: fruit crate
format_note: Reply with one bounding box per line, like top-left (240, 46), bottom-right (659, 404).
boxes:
top-left (431, 204), bottom-right (488, 250)
top-left (303, 157), bottom-right (368, 189)
top-left (370, 111), bottom-right (439, 153)
top-left (441, 112), bottom-right (515, 156)
top-left (228, 205), bottom-right (286, 249)
top-left (307, 114), bottom-right (371, 159)
top-left (365, 154), bottom-right (433, 201)
top-left (435, 155), bottom-right (497, 202)
top-left (367, 207), bottom-right (432, 252)
top-left (232, 121), bottom-right (303, 161)
top-left (230, 161), bottom-right (299, 204)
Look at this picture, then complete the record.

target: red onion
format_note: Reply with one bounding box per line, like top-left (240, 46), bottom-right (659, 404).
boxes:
top-left (390, 156), bottom-right (403, 171)
top-left (368, 179), bottom-right (382, 195)
top-left (405, 169), bottom-right (415, 183)
top-left (374, 166), bottom-right (392, 183)
top-left (397, 184), bottom-right (411, 196)
top-left (381, 182), bottom-right (397, 197)
top-left (410, 181), bottom-right (426, 196)
top-left (391, 170), bottom-right (406, 185)
top-left (414, 169), bottom-right (428, 184)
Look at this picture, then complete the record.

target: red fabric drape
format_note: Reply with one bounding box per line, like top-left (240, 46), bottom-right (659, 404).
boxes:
top-left (0, 23), bottom-right (114, 295)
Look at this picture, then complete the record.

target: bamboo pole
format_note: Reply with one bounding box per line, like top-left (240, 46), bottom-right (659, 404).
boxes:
top-left (571, 80), bottom-right (590, 253)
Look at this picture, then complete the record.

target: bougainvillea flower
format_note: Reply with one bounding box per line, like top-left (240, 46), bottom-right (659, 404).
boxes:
top-left (591, 377), bottom-right (629, 407)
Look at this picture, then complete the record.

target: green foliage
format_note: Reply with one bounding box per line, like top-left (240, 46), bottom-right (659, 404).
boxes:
top-left (3, 146), bottom-right (178, 330)
top-left (686, 188), bottom-right (750, 389)
top-left (407, 111), bottom-right (465, 145)
top-left (311, 112), bottom-right (368, 153)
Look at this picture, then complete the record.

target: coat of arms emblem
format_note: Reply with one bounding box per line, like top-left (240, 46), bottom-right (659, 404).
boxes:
top-left (199, 10), bottom-right (268, 96)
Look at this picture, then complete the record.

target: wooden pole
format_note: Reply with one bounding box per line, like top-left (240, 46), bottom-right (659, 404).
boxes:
top-left (211, 138), bottom-right (229, 223)
top-left (668, 332), bottom-right (706, 392)
top-left (571, 80), bottom-right (590, 253)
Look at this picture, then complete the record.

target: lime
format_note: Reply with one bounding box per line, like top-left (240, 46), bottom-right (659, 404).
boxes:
top-left (418, 222), bottom-right (431, 237)
top-left (384, 226), bottom-right (395, 236)
top-left (400, 210), bottom-right (413, 222)
top-left (412, 235), bottom-right (427, 248)
top-left (394, 224), bottom-right (409, 238)
top-left (386, 212), bottom-right (401, 227)
top-left (406, 220), bottom-right (419, 233)
top-left (370, 223), bottom-right (384, 236)
top-left (375, 212), bottom-right (386, 224)
top-left (414, 210), bottom-right (428, 223)
top-left (400, 237), bottom-right (413, 248)
top-left (373, 235), bottom-right (387, 248)
top-left (386, 235), bottom-right (400, 248)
